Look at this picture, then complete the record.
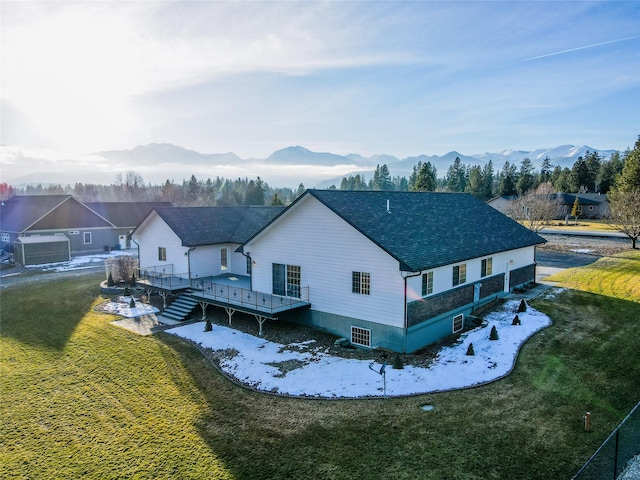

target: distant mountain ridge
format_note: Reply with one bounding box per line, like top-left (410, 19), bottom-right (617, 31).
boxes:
top-left (1, 142), bottom-right (620, 189)
top-left (96, 142), bottom-right (616, 172)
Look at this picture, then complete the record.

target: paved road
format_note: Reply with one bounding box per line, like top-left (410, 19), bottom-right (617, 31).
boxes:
top-left (535, 250), bottom-right (600, 284)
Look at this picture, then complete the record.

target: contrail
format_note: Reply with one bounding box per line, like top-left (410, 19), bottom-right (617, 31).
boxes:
top-left (523, 35), bottom-right (640, 61)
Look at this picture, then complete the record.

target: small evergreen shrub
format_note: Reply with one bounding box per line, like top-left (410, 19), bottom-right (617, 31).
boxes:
top-left (130, 273), bottom-right (136, 286)
top-left (489, 325), bottom-right (499, 341)
top-left (129, 297), bottom-right (136, 308)
top-left (512, 314), bottom-right (521, 326)
top-left (107, 272), bottom-right (115, 287)
top-left (124, 285), bottom-right (130, 296)
top-left (392, 353), bottom-right (404, 369)
top-left (466, 343), bottom-right (475, 356)
top-left (204, 318), bottom-right (213, 332)
top-left (518, 300), bottom-right (527, 312)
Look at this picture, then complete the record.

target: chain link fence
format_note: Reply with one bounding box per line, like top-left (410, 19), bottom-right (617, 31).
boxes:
top-left (573, 401), bottom-right (640, 480)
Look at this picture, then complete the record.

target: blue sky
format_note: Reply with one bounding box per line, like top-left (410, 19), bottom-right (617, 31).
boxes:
top-left (2, 1), bottom-right (639, 159)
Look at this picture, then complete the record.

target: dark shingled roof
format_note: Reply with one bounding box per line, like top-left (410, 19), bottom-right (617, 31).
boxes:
top-left (306, 190), bottom-right (545, 272)
top-left (0, 195), bottom-right (111, 232)
top-left (153, 206), bottom-right (285, 247)
top-left (85, 202), bottom-right (173, 227)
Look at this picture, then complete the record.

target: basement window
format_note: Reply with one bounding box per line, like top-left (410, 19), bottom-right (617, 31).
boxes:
top-left (351, 326), bottom-right (371, 347)
top-left (453, 314), bottom-right (464, 333)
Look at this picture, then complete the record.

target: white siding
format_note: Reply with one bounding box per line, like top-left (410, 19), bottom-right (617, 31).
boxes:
top-left (406, 246), bottom-right (537, 300)
top-left (189, 244), bottom-right (247, 278)
top-left (132, 213), bottom-right (188, 273)
top-left (244, 196), bottom-right (406, 328)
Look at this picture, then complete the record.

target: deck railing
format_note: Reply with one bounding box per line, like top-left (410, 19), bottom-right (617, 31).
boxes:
top-left (189, 277), bottom-right (310, 314)
top-left (137, 267), bottom-right (191, 290)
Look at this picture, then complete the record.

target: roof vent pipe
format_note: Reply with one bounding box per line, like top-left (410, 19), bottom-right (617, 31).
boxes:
top-left (386, 199), bottom-right (391, 213)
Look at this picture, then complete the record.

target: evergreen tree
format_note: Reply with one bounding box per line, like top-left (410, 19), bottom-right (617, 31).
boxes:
top-left (584, 150), bottom-right (602, 192)
top-left (498, 161), bottom-right (517, 196)
top-left (378, 164), bottom-right (393, 191)
top-left (570, 157), bottom-right (590, 192)
top-left (244, 178), bottom-right (265, 205)
top-left (411, 161), bottom-right (438, 192)
top-left (616, 137), bottom-right (640, 192)
top-left (539, 156), bottom-right (553, 184)
top-left (482, 160), bottom-right (494, 200)
top-left (446, 157), bottom-right (467, 192)
top-left (270, 193), bottom-right (284, 205)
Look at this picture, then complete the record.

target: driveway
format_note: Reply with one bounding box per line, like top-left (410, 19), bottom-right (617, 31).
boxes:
top-left (535, 250), bottom-right (600, 284)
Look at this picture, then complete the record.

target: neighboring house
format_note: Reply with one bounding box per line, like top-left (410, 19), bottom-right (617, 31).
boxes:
top-left (133, 190), bottom-right (545, 354)
top-left (0, 195), bottom-right (171, 264)
top-left (487, 193), bottom-right (608, 219)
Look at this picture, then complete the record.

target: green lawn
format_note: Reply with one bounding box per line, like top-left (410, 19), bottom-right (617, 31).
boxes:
top-left (544, 250), bottom-right (640, 302)
top-left (1, 267), bottom-right (639, 479)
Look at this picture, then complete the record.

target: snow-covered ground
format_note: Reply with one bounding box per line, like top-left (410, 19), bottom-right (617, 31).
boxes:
top-left (24, 250), bottom-right (135, 272)
top-left (169, 297), bottom-right (554, 398)
top-left (100, 296), bottom-right (159, 317)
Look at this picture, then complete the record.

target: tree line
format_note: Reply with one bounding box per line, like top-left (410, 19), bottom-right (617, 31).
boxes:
top-left (339, 148), bottom-right (628, 200)
top-left (3, 138), bottom-right (638, 208)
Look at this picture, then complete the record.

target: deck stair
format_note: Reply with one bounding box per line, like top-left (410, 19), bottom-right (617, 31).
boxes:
top-left (157, 290), bottom-right (199, 323)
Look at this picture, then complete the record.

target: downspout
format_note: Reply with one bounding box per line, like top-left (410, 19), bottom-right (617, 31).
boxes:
top-left (186, 247), bottom-right (196, 280)
top-left (401, 268), bottom-right (422, 354)
top-left (240, 251), bottom-right (252, 290)
top-left (131, 238), bottom-right (140, 277)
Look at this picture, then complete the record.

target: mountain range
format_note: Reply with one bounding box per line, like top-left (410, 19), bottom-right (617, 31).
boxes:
top-left (1, 143), bottom-right (619, 189)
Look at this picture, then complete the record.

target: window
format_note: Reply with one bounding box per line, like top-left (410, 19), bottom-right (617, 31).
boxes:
top-left (246, 256), bottom-right (252, 275)
top-left (220, 248), bottom-right (228, 271)
top-left (481, 257), bottom-right (493, 278)
top-left (83, 232), bottom-right (92, 244)
top-left (68, 231), bottom-right (79, 235)
top-left (453, 314), bottom-right (464, 333)
top-left (452, 264), bottom-right (466, 286)
top-left (422, 271), bottom-right (433, 296)
top-left (272, 263), bottom-right (301, 298)
top-left (352, 271), bottom-right (371, 295)
top-left (351, 326), bottom-right (371, 347)
top-left (158, 247), bottom-right (167, 261)
top-left (1, 233), bottom-right (9, 242)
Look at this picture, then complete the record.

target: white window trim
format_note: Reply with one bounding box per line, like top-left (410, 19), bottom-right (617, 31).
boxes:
top-left (351, 326), bottom-right (371, 347)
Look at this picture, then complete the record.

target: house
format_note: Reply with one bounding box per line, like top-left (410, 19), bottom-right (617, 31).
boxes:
top-left (131, 205), bottom-right (287, 314)
top-left (487, 193), bottom-right (607, 219)
top-left (0, 195), bottom-right (171, 264)
top-left (133, 190), bottom-right (544, 354)
top-left (240, 190), bottom-right (546, 353)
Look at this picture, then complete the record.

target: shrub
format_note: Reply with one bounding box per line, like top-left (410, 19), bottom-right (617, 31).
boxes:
top-left (512, 314), bottom-right (521, 326)
top-left (130, 273), bottom-right (136, 286)
top-left (105, 255), bottom-right (138, 284)
top-left (124, 285), bottom-right (130, 296)
top-left (518, 300), bottom-right (527, 312)
top-left (107, 272), bottom-right (115, 287)
top-left (466, 343), bottom-right (475, 356)
top-left (204, 318), bottom-right (213, 332)
top-left (129, 297), bottom-right (136, 308)
top-left (392, 353), bottom-right (404, 369)
top-left (489, 325), bottom-right (499, 341)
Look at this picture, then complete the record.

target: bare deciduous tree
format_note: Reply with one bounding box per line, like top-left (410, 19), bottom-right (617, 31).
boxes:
top-left (105, 255), bottom-right (139, 284)
top-left (605, 189), bottom-right (640, 249)
top-left (506, 182), bottom-right (561, 233)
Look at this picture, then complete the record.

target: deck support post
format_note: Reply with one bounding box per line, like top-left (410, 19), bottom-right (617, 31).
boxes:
top-left (254, 315), bottom-right (272, 336)
top-left (198, 301), bottom-right (207, 320)
top-left (159, 291), bottom-right (169, 309)
top-left (224, 307), bottom-right (235, 326)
